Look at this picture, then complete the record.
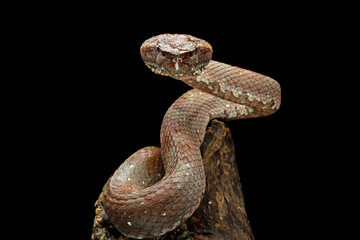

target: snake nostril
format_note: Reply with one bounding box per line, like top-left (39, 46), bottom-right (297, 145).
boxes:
top-left (172, 57), bottom-right (183, 63)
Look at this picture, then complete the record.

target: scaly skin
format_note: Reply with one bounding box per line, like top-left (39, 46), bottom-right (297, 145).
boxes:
top-left (101, 34), bottom-right (281, 239)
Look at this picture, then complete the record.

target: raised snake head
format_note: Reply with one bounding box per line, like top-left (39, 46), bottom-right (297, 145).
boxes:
top-left (140, 34), bottom-right (213, 80)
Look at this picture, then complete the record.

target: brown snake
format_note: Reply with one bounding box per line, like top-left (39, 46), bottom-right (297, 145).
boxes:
top-left (100, 34), bottom-right (281, 239)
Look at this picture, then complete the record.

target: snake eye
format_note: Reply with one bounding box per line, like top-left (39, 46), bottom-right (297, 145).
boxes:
top-left (156, 46), bottom-right (166, 56)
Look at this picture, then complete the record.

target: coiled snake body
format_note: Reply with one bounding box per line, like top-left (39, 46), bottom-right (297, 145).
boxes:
top-left (101, 34), bottom-right (281, 239)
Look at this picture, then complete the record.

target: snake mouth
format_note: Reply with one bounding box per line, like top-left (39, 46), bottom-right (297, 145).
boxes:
top-left (169, 61), bottom-right (193, 78)
top-left (145, 61), bottom-right (195, 79)
top-left (145, 62), bottom-right (169, 77)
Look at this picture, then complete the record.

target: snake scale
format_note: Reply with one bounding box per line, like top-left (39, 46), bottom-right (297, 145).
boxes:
top-left (100, 34), bottom-right (281, 239)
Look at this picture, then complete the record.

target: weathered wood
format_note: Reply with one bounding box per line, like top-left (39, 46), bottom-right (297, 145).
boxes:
top-left (92, 120), bottom-right (254, 240)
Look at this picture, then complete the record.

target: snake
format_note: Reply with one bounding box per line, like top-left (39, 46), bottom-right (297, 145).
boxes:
top-left (100, 34), bottom-right (281, 239)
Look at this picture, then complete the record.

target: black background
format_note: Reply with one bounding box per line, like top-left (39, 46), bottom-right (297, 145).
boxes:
top-left (2, 2), bottom-right (344, 240)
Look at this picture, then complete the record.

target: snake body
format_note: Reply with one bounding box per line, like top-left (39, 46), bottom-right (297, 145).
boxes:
top-left (101, 34), bottom-right (281, 239)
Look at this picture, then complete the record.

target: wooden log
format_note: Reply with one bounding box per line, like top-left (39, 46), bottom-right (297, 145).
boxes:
top-left (92, 120), bottom-right (255, 240)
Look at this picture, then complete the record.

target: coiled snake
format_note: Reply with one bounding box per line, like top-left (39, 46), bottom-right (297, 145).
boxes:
top-left (100, 34), bottom-right (281, 239)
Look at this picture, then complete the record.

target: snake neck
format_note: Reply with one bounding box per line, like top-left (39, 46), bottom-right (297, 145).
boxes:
top-left (176, 60), bottom-right (281, 117)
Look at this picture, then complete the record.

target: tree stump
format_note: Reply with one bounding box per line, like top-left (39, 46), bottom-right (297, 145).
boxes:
top-left (92, 120), bottom-right (255, 240)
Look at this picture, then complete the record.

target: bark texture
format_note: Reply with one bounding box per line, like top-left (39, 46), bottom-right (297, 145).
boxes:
top-left (92, 120), bottom-right (255, 240)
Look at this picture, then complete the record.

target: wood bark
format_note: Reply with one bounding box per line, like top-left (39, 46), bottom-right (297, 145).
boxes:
top-left (92, 120), bottom-right (255, 240)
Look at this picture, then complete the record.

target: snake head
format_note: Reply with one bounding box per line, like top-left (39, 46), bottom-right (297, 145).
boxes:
top-left (140, 34), bottom-right (213, 79)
